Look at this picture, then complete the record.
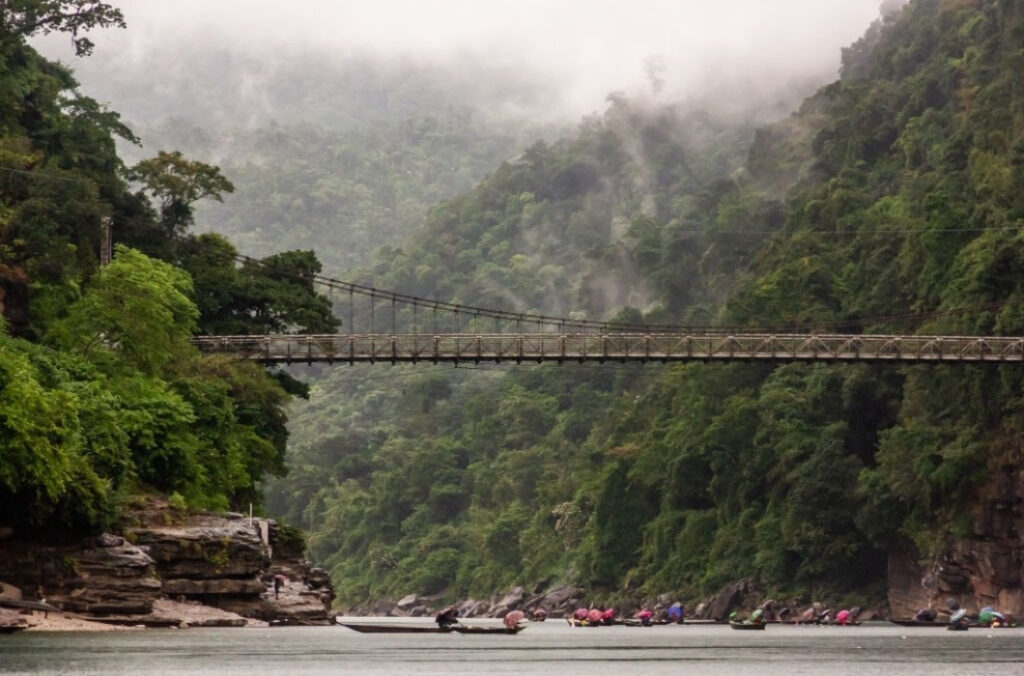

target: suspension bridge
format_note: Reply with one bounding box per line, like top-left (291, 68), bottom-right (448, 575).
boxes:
top-left (190, 256), bottom-right (1024, 365)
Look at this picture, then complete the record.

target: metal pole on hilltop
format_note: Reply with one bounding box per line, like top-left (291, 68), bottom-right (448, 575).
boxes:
top-left (99, 217), bottom-right (112, 266)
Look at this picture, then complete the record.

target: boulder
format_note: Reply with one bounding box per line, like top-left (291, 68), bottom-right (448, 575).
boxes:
top-left (0, 581), bottom-right (22, 602)
top-left (126, 515), bottom-right (268, 580)
top-left (705, 579), bottom-right (758, 621)
top-left (0, 532), bottom-right (162, 615)
top-left (161, 578), bottom-right (265, 596)
top-left (396, 594), bottom-right (418, 610)
top-left (145, 598), bottom-right (248, 628)
top-left (491, 586), bottom-right (525, 616)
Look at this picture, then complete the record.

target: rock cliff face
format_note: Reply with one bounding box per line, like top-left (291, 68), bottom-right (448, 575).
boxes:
top-left (888, 471), bottom-right (1024, 617)
top-left (0, 533), bottom-right (160, 615)
top-left (0, 501), bottom-right (336, 626)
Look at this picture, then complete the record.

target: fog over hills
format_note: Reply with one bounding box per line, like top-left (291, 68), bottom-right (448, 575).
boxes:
top-left (37, 0), bottom-right (885, 131)
top-left (27, 1), bottom-right (895, 274)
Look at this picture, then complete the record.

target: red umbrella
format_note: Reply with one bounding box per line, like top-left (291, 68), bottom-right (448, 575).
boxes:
top-left (504, 610), bottom-right (525, 628)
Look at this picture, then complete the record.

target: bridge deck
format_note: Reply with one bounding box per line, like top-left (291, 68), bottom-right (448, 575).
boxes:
top-left (191, 333), bottom-right (1024, 364)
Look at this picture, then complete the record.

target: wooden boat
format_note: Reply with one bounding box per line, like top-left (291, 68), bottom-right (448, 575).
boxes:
top-left (889, 619), bottom-right (951, 628)
top-left (339, 621), bottom-right (524, 635)
top-left (452, 624), bottom-right (525, 635)
top-left (0, 624), bottom-right (29, 634)
top-left (339, 622), bottom-right (452, 633)
top-left (947, 622), bottom-right (969, 631)
top-left (730, 621), bottom-right (766, 630)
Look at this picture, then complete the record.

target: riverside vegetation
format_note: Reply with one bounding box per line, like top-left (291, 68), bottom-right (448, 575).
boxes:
top-left (0, 2), bottom-right (336, 529)
top-left (4, 0), bottom-right (1024, 619)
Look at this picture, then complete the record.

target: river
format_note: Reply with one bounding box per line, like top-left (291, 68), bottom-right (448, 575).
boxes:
top-left (2, 621), bottom-right (1022, 674)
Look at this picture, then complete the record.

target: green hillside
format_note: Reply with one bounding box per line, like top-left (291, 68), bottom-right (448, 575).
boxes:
top-left (0, 3), bottom-right (334, 529)
top-left (271, 0), bottom-right (1024, 607)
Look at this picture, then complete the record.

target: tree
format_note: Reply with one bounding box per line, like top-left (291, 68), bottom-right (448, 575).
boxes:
top-left (129, 151), bottom-right (235, 237)
top-left (48, 245), bottom-right (198, 374)
top-left (0, 1), bottom-right (125, 56)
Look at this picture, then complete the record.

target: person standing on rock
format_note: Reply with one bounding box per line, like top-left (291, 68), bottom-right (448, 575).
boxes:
top-left (435, 606), bottom-right (459, 629)
top-left (273, 573), bottom-right (286, 599)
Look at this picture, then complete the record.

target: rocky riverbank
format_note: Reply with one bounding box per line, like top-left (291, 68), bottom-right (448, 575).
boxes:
top-left (0, 499), bottom-right (335, 629)
top-left (346, 580), bottom-right (885, 623)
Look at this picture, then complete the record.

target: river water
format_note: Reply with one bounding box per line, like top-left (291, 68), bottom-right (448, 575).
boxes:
top-left (2, 621), bottom-right (1022, 675)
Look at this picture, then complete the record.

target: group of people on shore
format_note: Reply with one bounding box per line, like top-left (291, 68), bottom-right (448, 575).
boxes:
top-left (563, 603), bottom-right (686, 626)
top-left (435, 597), bottom-right (1018, 629)
top-left (914, 599), bottom-right (1017, 628)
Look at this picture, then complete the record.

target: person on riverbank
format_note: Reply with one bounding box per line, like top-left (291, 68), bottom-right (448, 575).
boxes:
top-left (435, 606), bottom-right (459, 629)
top-left (913, 608), bottom-right (936, 623)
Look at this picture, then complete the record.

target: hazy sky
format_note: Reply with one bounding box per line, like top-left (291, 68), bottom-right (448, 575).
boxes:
top-left (41, 0), bottom-right (887, 119)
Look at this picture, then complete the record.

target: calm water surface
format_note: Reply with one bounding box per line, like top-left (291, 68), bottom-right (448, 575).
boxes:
top-left (2, 620), bottom-right (1023, 675)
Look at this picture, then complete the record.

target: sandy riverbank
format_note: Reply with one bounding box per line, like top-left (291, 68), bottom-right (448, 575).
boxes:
top-left (22, 613), bottom-right (141, 631)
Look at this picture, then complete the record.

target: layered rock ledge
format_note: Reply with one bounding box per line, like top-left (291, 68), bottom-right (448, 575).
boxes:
top-left (0, 500), bottom-right (335, 628)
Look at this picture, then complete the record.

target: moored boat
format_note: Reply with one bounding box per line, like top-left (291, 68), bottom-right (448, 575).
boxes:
top-left (339, 621), bottom-right (524, 634)
top-left (730, 621), bottom-right (766, 630)
top-left (0, 624), bottom-right (29, 634)
top-left (452, 624), bottom-right (525, 634)
top-left (889, 619), bottom-right (949, 628)
top-left (339, 622), bottom-right (452, 634)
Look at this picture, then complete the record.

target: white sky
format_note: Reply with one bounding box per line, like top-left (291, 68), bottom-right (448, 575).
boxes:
top-left (40, 0), bottom-right (887, 119)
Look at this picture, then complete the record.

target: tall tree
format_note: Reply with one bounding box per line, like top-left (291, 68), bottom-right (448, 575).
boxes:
top-left (0, 0), bottom-right (124, 56)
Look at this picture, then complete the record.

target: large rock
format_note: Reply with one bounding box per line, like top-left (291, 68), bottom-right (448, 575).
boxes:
top-left (491, 586), bottom-right (525, 616)
top-left (0, 501), bottom-right (337, 624)
top-left (147, 598), bottom-right (248, 628)
top-left (533, 585), bottom-right (578, 617)
top-left (162, 578), bottom-right (265, 596)
top-left (887, 470), bottom-right (1024, 617)
top-left (0, 533), bottom-right (161, 615)
top-left (126, 514), bottom-right (268, 580)
top-left (704, 578), bottom-right (759, 620)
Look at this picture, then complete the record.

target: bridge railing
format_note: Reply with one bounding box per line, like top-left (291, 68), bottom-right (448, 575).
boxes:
top-left (191, 333), bottom-right (1024, 364)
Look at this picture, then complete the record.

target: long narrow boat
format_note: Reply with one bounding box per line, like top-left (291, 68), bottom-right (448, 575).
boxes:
top-left (338, 621), bottom-right (524, 634)
top-left (0, 624), bottom-right (29, 634)
top-left (729, 621), bottom-right (766, 630)
top-left (452, 624), bottom-right (525, 635)
top-left (340, 622), bottom-right (449, 633)
top-left (888, 619), bottom-right (951, 628)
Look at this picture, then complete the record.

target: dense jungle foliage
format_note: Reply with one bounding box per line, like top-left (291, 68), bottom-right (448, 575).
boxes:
top-left (0, 2), bottom-right (336, 529)
top-left (268, 0), bottom-right (1024, 607)
top-left (8, 0), bottom-right (1024, 613)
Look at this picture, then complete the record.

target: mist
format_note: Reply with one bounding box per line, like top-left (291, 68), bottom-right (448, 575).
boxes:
top-left (36, 0), bottom-right (886, 127)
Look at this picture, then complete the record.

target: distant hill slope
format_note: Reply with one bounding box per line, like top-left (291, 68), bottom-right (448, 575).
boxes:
top-left (271, 0), bottom-right (1024, 616)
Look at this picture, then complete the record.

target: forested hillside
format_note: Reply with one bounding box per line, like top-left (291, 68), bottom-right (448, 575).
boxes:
top-left (64, 44), bottom-right (560, 273)
top-left (271, 0), bottom-right (1024, 611)
top-left (0, 4), bottom-right (335, 529)
top-left (7, 0), bottom-right (1024, 616)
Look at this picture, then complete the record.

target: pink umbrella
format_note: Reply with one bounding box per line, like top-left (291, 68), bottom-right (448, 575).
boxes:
top-left (637, 609), bottom-right (653, 619)
top-left (504, 610), bottom-right (525, 628)
top-left (601, 608), bottom-right (615, 624)
top-left (574, 608), bottom-right (588, 620)
top-left (836, 609), bottom-right (851, 625)
top-left (587, 608), bottom-right (602, 624)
